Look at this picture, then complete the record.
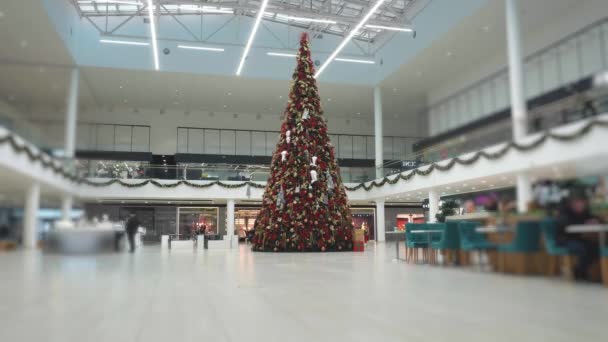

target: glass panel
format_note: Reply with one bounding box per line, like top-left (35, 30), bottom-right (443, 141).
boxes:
top-left (177, 207), bottom-right (218, 238)
top-left (525, 57), bottom-right (542, 98)
top-left (235, 131), bottom-right (251, 155)
top-left (188, 129), bottom-right (204, 154)
top-left (251, 131), bottom-right (266, 156)
top-left (96, 125), bottom-right (114, 151)
top-left (581, 27), bottom-right (603, 76)
top-left (114, 126), bottom-right (132, 152)
top-left (366, 136), bottom-right (374, 159)
top-left (204, 129), bottom-right (220, 154)
top-left (176, 128), bottom-right (187, 153)
top-left (339, 135), bottom-right (353, 159)
top-left (220, 130), bottom-right (236, 155)
top-left (560, 39), bottom-right (580, 84)
top-left (352, 135), bottom-right (366, 159)
top-left (541, 48), bottom-right (560, 92)
top-left (266, 132), bottom-right (279, 156)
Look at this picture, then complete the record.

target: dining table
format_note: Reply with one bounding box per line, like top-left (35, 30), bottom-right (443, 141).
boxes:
top-left (565, 224), bottom-right (608, 250)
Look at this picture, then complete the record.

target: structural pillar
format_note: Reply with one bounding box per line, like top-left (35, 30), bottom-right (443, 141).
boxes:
top-left (226, 199), bottom-right (235, 236)
top-left (23, 183), bottom-right (40, 249)
top-left (61, 195), bottom-right (72, 222)
top-left (506, 0), bottom-right (527, 141)
top-left (62, 68), bottom-right (79, 221)
top-left (375, 200), bottom-right (385, 242)
top-left (516, 172), bottom-right (532, 213)
top-left (428, 189), bottom-right (439, 223)
top-left (506, 0), bottom-right (532, 213)
top-left (373, 86), bottom-right (384, 179)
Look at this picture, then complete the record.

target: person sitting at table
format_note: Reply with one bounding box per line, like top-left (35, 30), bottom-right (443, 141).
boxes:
top-left (556, 191), bottom-right (603, 281)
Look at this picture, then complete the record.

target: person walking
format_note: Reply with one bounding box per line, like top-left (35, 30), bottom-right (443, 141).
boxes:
top-left (125, 213), bottom-right (140, 253)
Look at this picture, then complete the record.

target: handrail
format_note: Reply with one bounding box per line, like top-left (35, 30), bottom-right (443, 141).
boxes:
top-left (429, 17), bottom-right (608, 109)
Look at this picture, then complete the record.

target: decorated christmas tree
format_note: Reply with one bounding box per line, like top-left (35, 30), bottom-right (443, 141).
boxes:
top-left (252, 33), bottom-right (354, 252)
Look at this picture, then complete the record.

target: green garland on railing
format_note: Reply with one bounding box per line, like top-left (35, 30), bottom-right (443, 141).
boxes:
top-left (81, 178), bottom-right (266, 189)
top-left (3, 118), bottom-right (607, 192)
top-left (343, 118), bottom-right (608, 191)
top-left (0, 133), bottom-right (80, 181)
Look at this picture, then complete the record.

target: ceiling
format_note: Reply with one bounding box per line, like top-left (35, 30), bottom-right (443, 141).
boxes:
top-left (380, 0), bottom-right (582, 114)
top-left (0, 0), bottom-right (587, 126)
top-left (0, 0), bottom-right (74, 66)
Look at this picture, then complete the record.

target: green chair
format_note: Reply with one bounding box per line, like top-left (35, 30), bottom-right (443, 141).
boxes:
top-left (497, 221), bottom-right (541, 274)
top-left (601, 247), bottom-right (608, 287)
top-left (405, 223), bottom-right (431, 263)
top-left (540, 218), bottom-right (576, 278)
top-left (430, 222), bottom-right (459, 265)
top-left (458, 221), bottom-right (497, 269)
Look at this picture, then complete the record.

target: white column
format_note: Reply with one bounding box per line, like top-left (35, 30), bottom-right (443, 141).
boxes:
top-left (226, 199), bottom-right (235, 236)
top-left (516, 172), bottom-right (532, 213)
top-left (62, 68), bottom-right (79, 221)
top-left (61, 195), bottom-right (72, 222)
top-left (428, 189), bottom-right (439, 223)
top-left (375, 200), bottom-right (385, 242)
top-left (64, 68), bottom-right (79, 159)
top-left (373, 86), bottom-right (384, 179)
top-left (506, 0), bottom-right (527, 141)
top-left (23, 183), bottom-right (40, 249)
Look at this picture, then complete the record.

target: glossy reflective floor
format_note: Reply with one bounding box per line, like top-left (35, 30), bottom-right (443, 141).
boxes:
top-left (1, 243), bottom-right (607, 342)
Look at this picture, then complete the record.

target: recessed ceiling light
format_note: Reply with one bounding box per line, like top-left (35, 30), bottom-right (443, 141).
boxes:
top-left (178, 45), bottom-right (224, 52)
top-left (119, 85), bottom-right (123, 89)
top-left (446, 186), bottom-right (451, 190)
top-left (446, 51), bottom-right (453, 57)
top-left (227, 92), bottom-right (232, 96)
top-left (315, 0), bottom-right (387, 78)
top-left (223, 104), bottom-right (227, 108)
top-left (123, 99), bottom-right (128, 103)
top-left (19, 40), bottom-right (28, 48)
top-left (0, 11), bottom-right (5, 18)
top-left (365, 24), bottom-right (414, 32)
top-left (279, 95), bottom-right (283, 99)
top-left (327, 98), bottom-right (332, 102)
top-left (356, 112), bottom-right (361, 115)
top-left (334, 57), bottom-right (375, 64)
top-left (267, 52), bottom-right (297, 58)
top-left (482, 25), bottom-right (490, 32)
top-left (236, 0), bottom-right (270, 75)
top-left (472, 187), bottom-right (476, 190)
top-left (145, 0), bottom-right (159, 70)
top-left (463, 183), bottom-right (468, 186)
top-left (284, 16), bottom-right (337, 24)
top-left (416, 71), bottom-right (423, 77)
top-left (144, 201), bottom-right (148, 204)
top-left (100, 39), bottom-right (149, 46)
top-left (168, 201), bottom-right (172, 204)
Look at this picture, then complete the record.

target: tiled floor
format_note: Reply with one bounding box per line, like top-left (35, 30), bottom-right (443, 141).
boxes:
top-left (1, 243), bottom-right (607, 342)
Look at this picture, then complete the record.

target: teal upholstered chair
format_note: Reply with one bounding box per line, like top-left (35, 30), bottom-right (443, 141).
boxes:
top-left (601, 247), bottom-right (608, 287)
top-left (405, 223), bottom-right (431, 263)
top-left (497, 221), bottom-right (541, 274)
top-left (430, 221), bottom-right (459, 265)
top-left (458, 221), bottom-right (497, 268)
top-left (540, 218), bottom-right (576, 278)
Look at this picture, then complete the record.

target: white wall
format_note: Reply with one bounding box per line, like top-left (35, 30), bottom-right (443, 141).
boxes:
top-left (428, 0), bottom-right (608, 135)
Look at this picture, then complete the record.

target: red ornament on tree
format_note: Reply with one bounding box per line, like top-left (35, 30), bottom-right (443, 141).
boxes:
top-left (252, 33), bottom-right (354, 252)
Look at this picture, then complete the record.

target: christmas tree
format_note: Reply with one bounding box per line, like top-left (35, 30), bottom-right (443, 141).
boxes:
top-left (252, 33), bottom-right (354, 252)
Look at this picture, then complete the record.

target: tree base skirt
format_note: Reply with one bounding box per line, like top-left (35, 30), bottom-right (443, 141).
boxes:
top-left (252, 244), bottom-right (354, 253)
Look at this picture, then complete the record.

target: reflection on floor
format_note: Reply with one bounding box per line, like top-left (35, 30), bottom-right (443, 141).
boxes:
top-left (1, 243), bottom-right (607, 342)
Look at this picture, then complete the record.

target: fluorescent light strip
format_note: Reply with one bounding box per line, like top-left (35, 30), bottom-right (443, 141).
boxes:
top-left (315, 0), bottom-right (386, 78)
top-left (284, 16), bottom-right (337, 24)
top-left (335, 57), bottom-right (375, 64)
top-left (365, 24), bottom-right (414, 32)
top-left (178, 45), bottom-right (224, 52)
top-left (178, 5), bottom-right (233, 14)
top-left (236, 0), bottom-right (270, 76)
top-left (146, 0), bottom-right (160, 71)
top-left (100, 39), bottom-right (149, 46)
top-left (92, 0), bottom-right (143, 5)
top-left (267, 52), bottom-right (297, 57)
